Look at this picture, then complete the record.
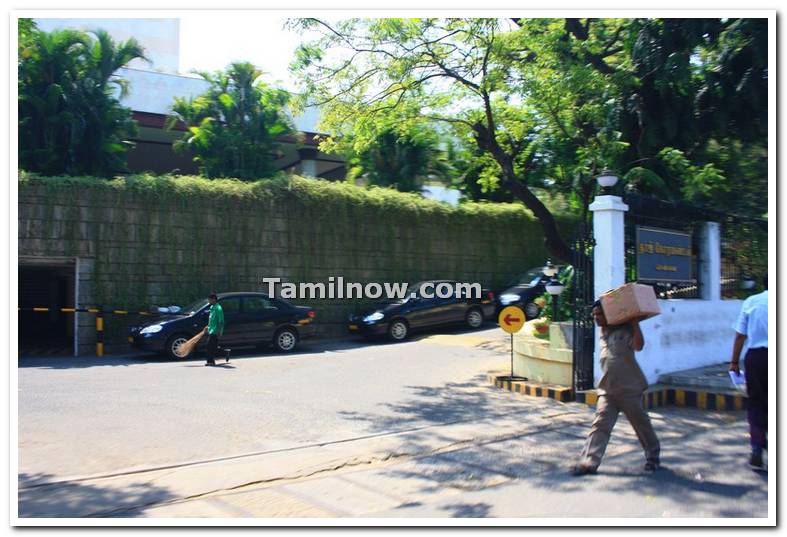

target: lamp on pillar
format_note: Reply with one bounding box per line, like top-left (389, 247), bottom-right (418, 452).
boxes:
top-left (545, 278), bottom-right (565, 321)
top-left (543, 259), bottom-right (558, 278)
top-left (596, 170), bottom-right (619, 195)
top-left (543, 260), bottom-right (564, 321)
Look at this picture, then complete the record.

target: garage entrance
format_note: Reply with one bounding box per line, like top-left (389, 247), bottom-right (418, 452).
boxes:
top-left (18, 258), bottom-right (77, 356)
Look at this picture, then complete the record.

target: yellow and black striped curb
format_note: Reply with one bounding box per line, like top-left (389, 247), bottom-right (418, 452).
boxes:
top-left (489, 372), bottom-right (747, 411)
top-left (487, 374), bottom-right (573, 403)
top-left (575, 387), bottom-right (746, 411)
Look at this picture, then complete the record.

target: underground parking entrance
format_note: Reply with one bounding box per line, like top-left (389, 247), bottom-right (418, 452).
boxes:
top-left (18, 257), bottom-right (77, 356)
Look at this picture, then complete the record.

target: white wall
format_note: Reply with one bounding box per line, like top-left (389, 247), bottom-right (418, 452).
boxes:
top-left (119, 68), bottom-right (209, 115)
top-left (595, 299), bottom-right (742, 386)
top-left (34, 18), bottom-right (180, 73)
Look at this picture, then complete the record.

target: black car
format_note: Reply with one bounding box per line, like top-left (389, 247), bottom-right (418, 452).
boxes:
top-left (129, 292), bottom-right (317, 358)
top-left (495, 266), bottom-right (571, 319)
top-left (347, 280), bottom-right (496, 341)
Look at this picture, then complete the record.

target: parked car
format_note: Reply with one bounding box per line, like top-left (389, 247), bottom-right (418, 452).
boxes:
top-left (495, 266), bottom-right (570, 320)
top-left (347, 280), bottom-right (496, 341)
top-left (129, 292), bottom-right (317, 358)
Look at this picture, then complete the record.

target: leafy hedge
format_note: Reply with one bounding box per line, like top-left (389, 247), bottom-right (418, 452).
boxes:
top-left (19, 171), bottom-right (579, 341)
top-left (19, 171), bottom-right (550, 224)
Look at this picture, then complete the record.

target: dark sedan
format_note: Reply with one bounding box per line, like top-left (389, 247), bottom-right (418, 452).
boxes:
top-left (347, 281), bottom-right (496, 341)
top-left (129, 292), bottom-right (317, 358)
top-left (495, 266), bottom-right (571, 319)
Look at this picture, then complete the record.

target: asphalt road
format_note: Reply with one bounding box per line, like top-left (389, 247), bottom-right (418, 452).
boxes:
top-left (18, 325), bottom-right (516, 482)
top-left (17, 325), bottom-right (770, 520)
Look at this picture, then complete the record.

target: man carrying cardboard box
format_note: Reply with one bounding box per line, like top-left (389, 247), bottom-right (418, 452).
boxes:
top-left (571, 299), bottom-right (660, 476)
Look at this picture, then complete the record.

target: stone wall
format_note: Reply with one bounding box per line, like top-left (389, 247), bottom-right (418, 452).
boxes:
top-left (18, 174), bottom-right (567, 354)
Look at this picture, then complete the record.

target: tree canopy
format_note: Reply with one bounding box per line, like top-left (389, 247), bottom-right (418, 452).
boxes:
top-left (18, 21), bottom-right (147, 176)
top-left (168, 62), bottom-right (294, 180)
top-left (290, 17), bottom-right (768, 262)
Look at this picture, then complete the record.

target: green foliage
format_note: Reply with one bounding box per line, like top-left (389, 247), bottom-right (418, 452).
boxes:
top-left (21, 170), bottom-right (566, 324)
top-left (168, 62), bottom-right (294, 180)
top-left (289, 17), bottom-right (768, 260)
top-left (340, 124), bottom-right (451, 192)
top-left (18, 25), bottom-right (147, 176)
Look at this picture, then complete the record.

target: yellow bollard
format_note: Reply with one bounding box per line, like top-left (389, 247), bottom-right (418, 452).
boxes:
top-left (96, 309), bottom-right (104, 357)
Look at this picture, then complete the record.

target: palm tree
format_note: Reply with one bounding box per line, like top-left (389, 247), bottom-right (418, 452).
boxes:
top-left (168, 62), bottom-right (293, 180)
top-left (18, 25), bottom-right (147, 176)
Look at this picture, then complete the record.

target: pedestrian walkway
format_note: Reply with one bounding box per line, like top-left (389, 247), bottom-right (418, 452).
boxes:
top-left (18, 390), bottom-right (767, 519)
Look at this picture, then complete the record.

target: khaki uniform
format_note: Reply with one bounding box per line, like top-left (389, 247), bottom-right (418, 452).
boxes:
top-left (578, 324), bottom-right (660, 469)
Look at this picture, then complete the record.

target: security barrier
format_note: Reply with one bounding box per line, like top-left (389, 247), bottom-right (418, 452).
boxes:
top-left (18, 306), bottom-right (156, 356)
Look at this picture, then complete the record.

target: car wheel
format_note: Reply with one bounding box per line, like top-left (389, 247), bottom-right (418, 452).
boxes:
top-left (273, 327), bottom-right (298, 352)
top-left (388, 319), bottom-right (409, 341)
top-left (465, 308), bottom-right (484, 328)
top-left (525, 302), bottom-right (541, 320)
top-left (166, 334), bottom-right (190, 360)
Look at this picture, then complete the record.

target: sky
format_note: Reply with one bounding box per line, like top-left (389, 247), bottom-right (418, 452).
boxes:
top-left (178, 14), bottom-right (313, 92)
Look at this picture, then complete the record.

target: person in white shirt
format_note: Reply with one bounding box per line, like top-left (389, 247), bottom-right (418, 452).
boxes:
top-left (729, 273), bottom-right (768, 470)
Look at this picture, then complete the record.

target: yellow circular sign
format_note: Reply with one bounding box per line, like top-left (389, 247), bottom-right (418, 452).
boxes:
top-left (498, 306), bottom-right (526, 334)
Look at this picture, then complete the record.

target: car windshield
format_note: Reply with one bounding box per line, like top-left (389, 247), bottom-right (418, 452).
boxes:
top-left (182, 298), bottom-right (208, 315)
top-left (508, 269), bottom-right (545, 287)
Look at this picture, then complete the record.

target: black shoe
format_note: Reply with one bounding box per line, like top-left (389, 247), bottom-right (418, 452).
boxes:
top-left (644, 458), bottom-right (660, 472)
top-left (571, 464), bottom-right (597, 476)
top-left (205, 361), bottom-right (215, 366)
top-left (749, 451), bottom-right (764, 469)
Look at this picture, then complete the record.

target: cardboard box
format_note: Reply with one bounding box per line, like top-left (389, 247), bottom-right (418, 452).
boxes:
top-left (599, 283), bottom-right (661, 325)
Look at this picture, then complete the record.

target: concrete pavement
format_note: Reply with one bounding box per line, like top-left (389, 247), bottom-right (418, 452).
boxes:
top-left (17, 327), bottom-right (771, 520)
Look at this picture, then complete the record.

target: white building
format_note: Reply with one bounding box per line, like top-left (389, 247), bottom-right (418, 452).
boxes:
top-left (33, 17), bottom-right (346, 179)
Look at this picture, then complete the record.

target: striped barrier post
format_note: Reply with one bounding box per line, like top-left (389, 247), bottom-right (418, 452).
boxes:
top-left (20, 306), bottom-right (158, 358)
top-left (96, 307), bottom-right (104, 357)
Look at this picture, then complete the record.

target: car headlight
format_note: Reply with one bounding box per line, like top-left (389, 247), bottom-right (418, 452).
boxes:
top-left (499, 294), bottom-right (521, 305)
top-left (363, 311), bottom-right (385, 323)
top-left (140, 324), bottom-right (163, 335)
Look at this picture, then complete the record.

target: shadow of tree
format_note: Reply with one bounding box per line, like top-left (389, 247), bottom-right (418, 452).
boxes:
top-left (337, 374), bottom-right (567, 436)
top-left (335, 374), bottom-right (766, 518)
top-left (18, 472), bottom-right (177, 518)
top-left (441, 502), bottom-right (493, 518)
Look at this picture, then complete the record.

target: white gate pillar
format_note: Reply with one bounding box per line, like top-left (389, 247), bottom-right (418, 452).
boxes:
top-left (589, 194), bottom-right (629, 387)
top-left (589, 195), bottom-right (629, 299)
top-left (698, 221), bottom-right (721, 301)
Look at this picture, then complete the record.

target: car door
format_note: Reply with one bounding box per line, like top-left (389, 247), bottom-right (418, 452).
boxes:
top-left (216, 296), bottom-right (244, 345)
top-left (436, 282), bottom-right (467, 324)
top-left (240, 295), bottom-right (281, 344)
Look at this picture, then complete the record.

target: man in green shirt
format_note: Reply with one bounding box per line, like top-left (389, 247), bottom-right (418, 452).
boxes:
top-left (204, 293), bottom-right (225, 366)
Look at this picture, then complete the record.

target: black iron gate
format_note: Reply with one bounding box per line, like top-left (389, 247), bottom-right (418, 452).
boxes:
top-left (571, 224), bottom-right (595, 393)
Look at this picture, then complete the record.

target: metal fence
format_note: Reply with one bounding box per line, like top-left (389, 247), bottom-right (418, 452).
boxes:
top-left (623, 194), bottom-right (767, 300)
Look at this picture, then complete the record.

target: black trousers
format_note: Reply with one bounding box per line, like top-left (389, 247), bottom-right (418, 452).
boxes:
top-left (207, 334), bottom-right (220, 362)
top-left (744, 347), bottom-right (768, 450)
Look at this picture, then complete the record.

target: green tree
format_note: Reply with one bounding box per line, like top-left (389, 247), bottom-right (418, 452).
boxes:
top-left (290, 18), bottom-right (767, 262)
top-left (18, 25), bottom-right (146, 176)
top-left (168, 62), bottom-right (293, 180)
top-left (290, 18), bottom-right (614, 261)
top-left (339, 123), bottom-right (451, 192)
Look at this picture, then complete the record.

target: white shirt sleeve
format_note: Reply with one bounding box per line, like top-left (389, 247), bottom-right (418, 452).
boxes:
top-left (733, 297), bottom-right (750, 336)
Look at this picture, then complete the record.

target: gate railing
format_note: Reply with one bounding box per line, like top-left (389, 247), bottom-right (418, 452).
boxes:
top-left (571, 224), bottom-right (595, 393)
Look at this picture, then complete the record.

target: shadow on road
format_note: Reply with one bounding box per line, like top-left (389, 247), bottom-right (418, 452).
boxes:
top-left (18, 472), bottom-right (176, 518)
top-left (17, 337), bottom-right (371, 369)
top-left (336, 373), bottom-right (766, 517)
